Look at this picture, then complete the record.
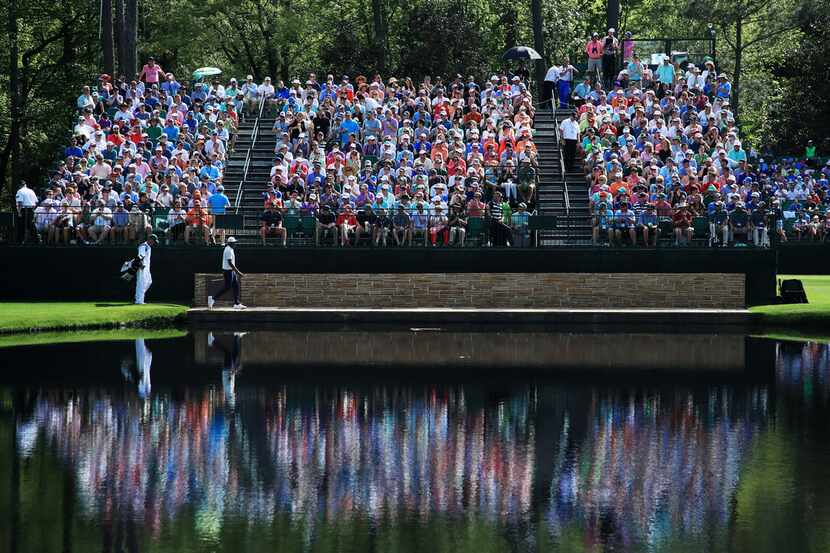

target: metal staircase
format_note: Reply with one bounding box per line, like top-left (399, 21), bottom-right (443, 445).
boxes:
top-left (536, 106), bottom-right (592, 245)
top-left (221, 102), bottom-right (276, 243)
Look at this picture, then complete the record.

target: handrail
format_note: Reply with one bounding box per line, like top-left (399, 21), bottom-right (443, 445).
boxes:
top-left (550, 96), bottom-right (572, 243)
top-left (551, 99), bottom-right (570, 216)
top-left (234, 97), bottom-right (266, 214)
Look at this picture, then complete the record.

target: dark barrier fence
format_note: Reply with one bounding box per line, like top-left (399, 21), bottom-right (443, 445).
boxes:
top-left (0, 245), bottom-right (777, 306)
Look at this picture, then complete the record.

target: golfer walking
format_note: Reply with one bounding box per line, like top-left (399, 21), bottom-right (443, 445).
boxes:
top-left (207, 236), bottom-right (247, 309)
top-left (135, 234), bottom-right (158, 304)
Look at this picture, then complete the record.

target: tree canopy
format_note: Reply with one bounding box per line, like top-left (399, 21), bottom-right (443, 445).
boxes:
top-left (2, 0), bottom-right (828, 201)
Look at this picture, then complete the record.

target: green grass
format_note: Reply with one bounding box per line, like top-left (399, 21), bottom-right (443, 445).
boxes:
top-left (0, 328), bottom-right (186, 349)
top-left (0, 302), bottom-right (188, 334)
top-left (752, 275), bottom-right (830, 327)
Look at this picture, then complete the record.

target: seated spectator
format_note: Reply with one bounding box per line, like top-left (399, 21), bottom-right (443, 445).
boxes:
top-left (259, 201), bottom-right (287, 246)
top-left (373, 207), bottom-right (392, 247)
top-left (184, 203), bottom-right (211, 245)
top-left (428, 205), bottom-right (448, 246)
top-left (613, 202), bottom-right (637, 246)
top-left (672, 204), bottom-right (694, 246)
top-left (316, 204), bottom-right (337, 246)
top-left (708, 201), bottom-right (729, 247)
top-left (87, 200), bottom-right (112, 244)
top-left (448, 204), bottom-right (467, 246)
top-left (167, 200), bottom-right (187, 243)
top-left (336, 204), bottom-right (358, 246)
top-left (729, 203), bottom-right (750, 244)
top-left (392, 205), bottom-right (412, 246)
top-left (637, 203), bottom-right (659, 247)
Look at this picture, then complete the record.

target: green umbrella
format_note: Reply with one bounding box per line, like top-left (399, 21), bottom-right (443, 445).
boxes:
top-left (192, 67), bottom-right (222, 81)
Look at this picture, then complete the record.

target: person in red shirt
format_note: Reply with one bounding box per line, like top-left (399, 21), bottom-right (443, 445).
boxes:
top-left (672, 203), bottom-right (694, 245)
top-left (336, 204), bottom-right (358, 246)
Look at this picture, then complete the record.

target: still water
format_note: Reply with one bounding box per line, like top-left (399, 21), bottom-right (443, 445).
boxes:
top-left (0, 330), bottom-right (829, 553)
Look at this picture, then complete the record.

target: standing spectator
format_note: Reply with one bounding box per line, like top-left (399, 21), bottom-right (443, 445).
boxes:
top-left (511, 202), bottom-right (530, 247)
top-left (557, 62), bottom-right (575, 108)
top-left (559, 112), bottom-right (580, 172)
top-left (138, 57), bottom-right (164, 86)
top-left (208, 184), bottom-right (231, 245)
top-left (207, 237), bottom-right (246, 310)
top-left (134, 234), bottom-right (157, 305)
top-left (622, 31), bottom-right (635, 61)
top-left (602, 28), bottom-right (620, 89)
top-left (15, 181), bottom-right (38, 244)
top-left (543, 63), bottom-right (559, 105)
top-left (585, 33), bottom-right (604, 84)
top-left (656, 56), bottom-right (676, 89)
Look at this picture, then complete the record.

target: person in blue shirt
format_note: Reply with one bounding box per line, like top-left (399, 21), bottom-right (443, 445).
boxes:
top-left (163, 121), bottom-right (179, 142)
top-left (716, 74), bottom-right (732, 100)
top-left (571, 77), bottom-right (592, 107)
top-left (199, 163), bottom-right (220, 181)
top-left (338, 112), bottom-right (360, 146)
top-left (637, 204), bottom-right (659, 246)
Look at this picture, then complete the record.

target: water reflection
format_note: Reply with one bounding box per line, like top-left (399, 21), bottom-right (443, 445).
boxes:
top-left (2, 333), bottom-right (830, 552)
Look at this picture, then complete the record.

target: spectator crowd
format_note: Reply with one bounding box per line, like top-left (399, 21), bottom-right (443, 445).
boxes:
top-left (15, 60), bottom-right (540, 248)
top-left (546, 30), bottom-right (828, 247)
top-left (11, 44), bottom-right (826, 250)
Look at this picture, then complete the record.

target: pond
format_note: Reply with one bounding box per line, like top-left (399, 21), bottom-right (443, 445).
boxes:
top-left (0, 329), bottom-right (829, 553)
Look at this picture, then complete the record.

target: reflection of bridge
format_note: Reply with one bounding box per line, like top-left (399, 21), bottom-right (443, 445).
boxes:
top-left (195, 330), bottom-right (760, 373)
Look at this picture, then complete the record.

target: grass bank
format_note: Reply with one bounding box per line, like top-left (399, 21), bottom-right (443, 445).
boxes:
top-left (0, 328), bottom-right (186, 349)
top-left (752, 275), bottom-right (830, 327)
top-left (0, 302), bottom-right (188, 334)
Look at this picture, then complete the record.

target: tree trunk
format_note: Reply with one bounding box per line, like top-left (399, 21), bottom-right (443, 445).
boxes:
top-left (102, 0), bottom-right (115, 77)
top-left (531, 0), bottom-right (546, 96)
top-left (372, 0), bottom-right (386, 72)
top-left (733, 17), bottom-right (742, 118)
top-left (607, 0), bottom-right (620, 31)
top-left (115, 0), bottom-right (127, 78)
top-left (7, 0), bottom-right (22, 198)
top-left (124, 0), bottom-right (137, 78)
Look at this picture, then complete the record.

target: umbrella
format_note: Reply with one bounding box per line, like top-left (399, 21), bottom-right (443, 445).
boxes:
top-left (502, 47), bottom-right (542, 61)
top-left (192, 67), bottom-right (222, 80)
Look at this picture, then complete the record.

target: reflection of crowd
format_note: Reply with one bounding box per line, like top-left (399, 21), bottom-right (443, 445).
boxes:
top-left (776, 340), bottom-right (830, 405)
top-left (17, 387), bottom-right (534, 535)
top-left (546, 389), bottom-right (768, 547)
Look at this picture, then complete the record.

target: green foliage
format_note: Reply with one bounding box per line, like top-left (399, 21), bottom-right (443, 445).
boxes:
top-left (1, 0), bottom-right (826, 202)
top-left (761, 4), bottom-right (830, 153)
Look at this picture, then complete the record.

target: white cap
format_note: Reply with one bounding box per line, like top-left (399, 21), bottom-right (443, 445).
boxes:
top-left (226, 236), bottom-right (237, 243)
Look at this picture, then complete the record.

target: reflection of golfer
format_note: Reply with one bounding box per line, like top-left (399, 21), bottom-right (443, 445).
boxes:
top-left (135, 338), bottom-right (152, 399)
top-left (207, 236), bottom-right (246, 310)
top-left (208, 331), bottom-right (245, 407)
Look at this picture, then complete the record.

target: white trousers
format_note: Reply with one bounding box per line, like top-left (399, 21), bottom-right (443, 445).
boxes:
top-left (135, 270), bottom-right (152, 304)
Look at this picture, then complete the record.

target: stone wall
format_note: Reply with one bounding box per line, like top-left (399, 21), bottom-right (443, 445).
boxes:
top-left (194, 272), bottom-right (746, 309)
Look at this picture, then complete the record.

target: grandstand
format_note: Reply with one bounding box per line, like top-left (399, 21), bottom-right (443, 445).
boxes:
top-left (10, 52), bottom-right (829, 251)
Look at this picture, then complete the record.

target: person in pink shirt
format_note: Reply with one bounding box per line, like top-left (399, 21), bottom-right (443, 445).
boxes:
top-left (138, 57), bottom-right (164, 85)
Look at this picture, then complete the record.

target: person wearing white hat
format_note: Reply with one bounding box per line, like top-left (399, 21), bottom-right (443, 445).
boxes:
top-left (207, 237), bottom-right (246, 310)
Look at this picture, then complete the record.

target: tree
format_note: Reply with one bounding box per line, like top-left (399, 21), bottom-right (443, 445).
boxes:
top-left (686, 0), bottom-right (800, 116)
top-left (101, 0), bottom-right (115, 77)
top-left (763, 3), bottom-right (830, 153)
